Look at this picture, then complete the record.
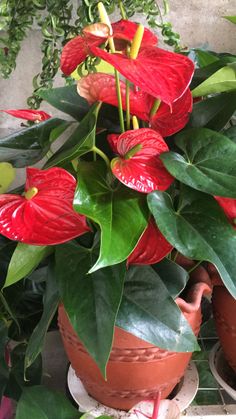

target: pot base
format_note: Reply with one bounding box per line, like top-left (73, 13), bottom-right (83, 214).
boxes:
top-left (67, 361), bottom-right (199, 417)
top-left (209, 342), bottom-right (236, 401)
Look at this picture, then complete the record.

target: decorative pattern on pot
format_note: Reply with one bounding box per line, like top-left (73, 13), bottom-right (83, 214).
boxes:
top-left (58, 281), bottom-right (210, 411)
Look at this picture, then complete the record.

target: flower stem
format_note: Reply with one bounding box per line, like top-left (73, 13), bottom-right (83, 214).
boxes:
top-left (98, 2), bottom-right (125, 133)
top-left (92, 146), bottom-right (110, 168)
top-left (150, 99), bottom-right (161, 118)
top-left (126, 79), bottom-right (130, 130)
top-left (118, 0), bottom-right (127, 19)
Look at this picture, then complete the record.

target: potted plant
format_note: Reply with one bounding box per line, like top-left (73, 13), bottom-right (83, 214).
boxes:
top-left (0, 2), bottom-right (236, 416)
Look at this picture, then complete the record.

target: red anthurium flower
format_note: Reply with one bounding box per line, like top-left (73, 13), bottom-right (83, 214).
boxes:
top-left (89, 45), bottom-right (194, 105)
top-left (109, 128), bottom-right (174, 193)
top-left (0, 109), bottom-right (51, 122)
top-left (214, 196), bottom-right (236, 228)
top-left (78, 73), bottom-right (192, 137)
top-left (61, 20), bottom-right (157, 76)
top-left (128, 217), bottom-right (173, 265)
top-left (0, 167), bottom-right (90, 245)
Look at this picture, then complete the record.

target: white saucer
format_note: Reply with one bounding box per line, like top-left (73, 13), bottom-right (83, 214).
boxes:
top-left (67, 361), bottom-right (199, 418)
top-left (209, 341), bottom-right (236, 401)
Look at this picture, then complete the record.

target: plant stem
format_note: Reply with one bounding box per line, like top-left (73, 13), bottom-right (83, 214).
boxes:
top-left (92, 146), bottom-right (110, 168)
top-left (118, 0), bottom-right (127, 19)
top-left (97, 2), bottom-right (125, 133)
top-left (172, 250), bottom-right (179, 262)
top-left (150, 99), bottom-right (161, 118)
top-left (188, 260), bottom-right (202, 274)
top-left (126, 78), bottom-right (130, 130)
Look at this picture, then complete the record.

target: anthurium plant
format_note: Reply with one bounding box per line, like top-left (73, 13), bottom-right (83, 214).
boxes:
top-left (0, 4), bottom-right (236, 416)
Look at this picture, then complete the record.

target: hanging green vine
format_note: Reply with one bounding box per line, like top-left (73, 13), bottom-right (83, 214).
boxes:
top-left (0, 0), bottom-right (182, 109)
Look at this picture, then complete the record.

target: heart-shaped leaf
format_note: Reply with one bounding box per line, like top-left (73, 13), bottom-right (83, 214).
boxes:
top-left (56, 241), bottom-right (125, 376)
top-left (44, 103), bottom-right (100, 169)
top-left (4, 243), bottom-right (53, 288)
top-left (116, 265), bottom-right (199, 352)
top-left (15, 385), bottom-right (81, 419)
top-left (0, 118), bottom-right (65, 167)
top-left (38, 85), bottom-right (90, 121)
top-left (0, 162), bottom-right (15, 193)
top-left (73, 161), bottom-right (149, 272)
top-left (24, 264), bottom-right (59, 372)
top-left (161, 128), bottom-right (236, 197)
top-left (148, 187), bottom-right (236, 298)
top-left (188, 92), bottom-right (236, 131)
top-left (192, 66), bottom-right (236, 97)
top-left (152, 258), bottom-right (189, 299)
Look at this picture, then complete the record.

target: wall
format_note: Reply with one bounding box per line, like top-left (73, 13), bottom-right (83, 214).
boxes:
top-left (0, 0), bottom-right (235, 131)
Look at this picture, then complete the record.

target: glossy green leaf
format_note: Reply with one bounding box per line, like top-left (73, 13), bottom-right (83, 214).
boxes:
top-left (189, 92), bottom-right (236, 131)
top-left (116, 265), bottom-right (198, 352)
top-left (192, 66), bottom-right (236, 97)
top-left (193, 49), bottom-right (219, 68)
top-left (161, 128), bottom-right (236, 197)
top-left (38, 85), bottom-right (90, 121)
top-left (15, 385), bottom-right (81, 419)
top-left (24, 265), bottom-right (59, 372)
top-left (224, 126), bottom-right (236, 143)
top-left (191, 56), bottom-right (236, 90)
top-left (0, 320), bottom-right (9, 399)
top-left (5, 344), bottom-right (42, 401)
top-left (4, 243), bottom-right (53, 288)
top-left (73, 161), bottom-right (149, 272)
top-left (224, 16), bottom-right (236, 24)
top-left (0, 162), bottom-right (15, 192)
top-left (0, 118), bottom-right (65, 167)
top-left (44, 103), bottom-right (100, 169)
top-left (148, 187), bottom-right (236, 298)
top-left (152, 258), bottom-right (189, 299)
top-left (56, 241), bottom-right (125, 376)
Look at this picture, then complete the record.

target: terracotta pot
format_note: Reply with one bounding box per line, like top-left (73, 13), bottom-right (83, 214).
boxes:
top-left (58, 281), bottom-right (211, 410)
top-left (212, 285), bottom-right (236, 373)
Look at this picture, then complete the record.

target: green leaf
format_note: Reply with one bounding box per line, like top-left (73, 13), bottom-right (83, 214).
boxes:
top-left (161, 128), bottom-right (236, 197)
top-left (192, 66), bottom-right (236, 97)
top-left (0, 118), bottom-right (65, 167)
top-left (224, 16), bottom-right (236, 24)
top-left (188, 92), bottom-right (236, 131)
top-left (56, 241), bottom-right (125, 376)
top-left (73, 161), bottom-right (149, 272)
top-left (4, 344), bottom-right (42, 401)
top-left (44, 103), bottom-right (100, 169)
top-left (116, 266), bottom-right (198, 352)
top-left (4, 243), bottom-right (53, 288)
top-left (147, 187), bottom-right (236, 298)
top-left (24, 265), bottom-right (59, 372)
top-left (15, 385), bottom-right (81, 419)
top-left (38, 85), bottom-right (90, 121)
top-left (0, 162), bottom-right (15, 192)
top-left (152, 258), bottom-right (189, 299)
top-left (0, 320), bottom-right (9, 399)
top-left (224, 126), bottom-right (236, 143)
top-left (193, 49), bottom-right (219, 68)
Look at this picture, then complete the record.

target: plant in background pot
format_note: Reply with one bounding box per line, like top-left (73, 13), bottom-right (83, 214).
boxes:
top-left (0, 3), bottom-right (236, 417)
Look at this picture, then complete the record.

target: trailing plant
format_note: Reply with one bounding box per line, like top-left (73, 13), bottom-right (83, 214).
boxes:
top-left (0, 0), bottom-right (181, 108)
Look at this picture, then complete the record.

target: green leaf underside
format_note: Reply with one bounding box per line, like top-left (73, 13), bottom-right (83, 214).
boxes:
top-left (38, 85), bottom-right (90, 121)
top-left (192, 66), bottom-right (236, 97)
top-left (24, 265), bottom-right (59, 372)
top-left (148, 187), bottom-right (236, 298)
top-left (189, 92), bottom-right (236, 131)
top-left (116, 266), bottom-right (198, 352)
top-left (15, 385), bottom-right (81, 419)
top-left (4, 244), bottom-right (53, 288)
top-left (153, 258), bottom-right (189, 299)
top-left (44, 103), bottom-right (100, 169)
top-left (55, 242), bottom-right (125, 376)
top-left (161, 128), bottom-right (236, 197)
top-left (224, 16), bottom-right (236, 24)
top-left (0, 118), bottom-right (65, 167)
top-left (73, 161), bottom-right (149, 272)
